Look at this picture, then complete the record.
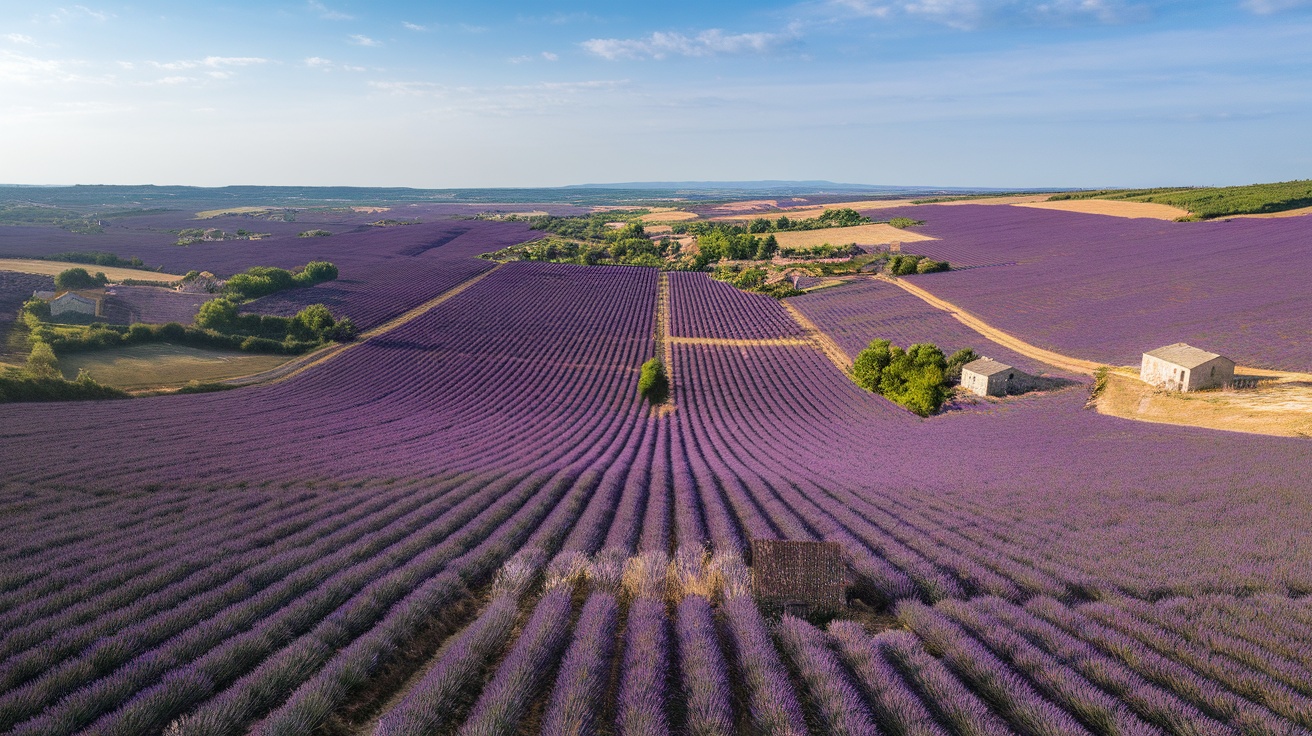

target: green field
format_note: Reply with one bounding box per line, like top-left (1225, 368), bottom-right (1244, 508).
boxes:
top-left (1048, 179), bottom-right (1312, 219)
top-left (59, 343), bottom-right (290, 390)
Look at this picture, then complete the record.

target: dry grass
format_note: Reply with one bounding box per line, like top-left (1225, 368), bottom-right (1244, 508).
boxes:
top-left (638, 209), bottom-right (698, 223)
top-left (932, 194), bottom-right (1055, 206)
top-left (1015, 199), bottom-right (1189, 221)
top-left (0, 259), bottom-right (183, 283)
top-left (59, 344), bottom-right (292, 391)
top-left (771, 223), bottom-right (934, 248)
top-left (711, 199), bottom-right (921, 221)
top-left (1094, 370), bottom-right (1312, 438)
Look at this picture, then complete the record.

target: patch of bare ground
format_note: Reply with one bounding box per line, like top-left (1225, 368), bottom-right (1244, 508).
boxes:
top-left (1094, 370), bottom-right (1312, 438)
top-left (770, 223), bottom-right (935, 248)
top-left (1014, 199), bottom-right (1189, 220)
top-left (710, 199), bottom-right (922, 221)
top-left (780, 301), bottom-right (854, 374)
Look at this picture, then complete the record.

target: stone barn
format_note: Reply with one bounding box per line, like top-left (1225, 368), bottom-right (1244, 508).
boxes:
top-left (961, 358), bottom-right (1026, 397)
top-left (49, 291), bottom-right (101, 318)
top-left (1141, 343), bottom-right (1234, 392)
top-left (750, 539), bottom-right (847, 616)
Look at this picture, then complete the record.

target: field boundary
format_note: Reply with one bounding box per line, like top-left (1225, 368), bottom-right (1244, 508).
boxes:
top-left (667, 336), bottom-right (812, 348)
top-left (0, 258), bottom-right (183, 283)
top-left (781, 300), bottom-right (854, 374)
top-left (875, 275), bottom-right (1103, 376)
top-left (217, 264), bottom-right (504, 389)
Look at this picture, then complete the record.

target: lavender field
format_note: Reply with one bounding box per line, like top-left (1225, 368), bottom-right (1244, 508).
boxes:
top-left (872, 204), bottom-right (1312, 371)
top-left (3, 234), bottom-right (1312, 734)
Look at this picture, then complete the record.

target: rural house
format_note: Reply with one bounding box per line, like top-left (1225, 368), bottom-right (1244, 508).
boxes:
top-left (961, 358), bottom-right (1025, 397)
top-left (1140, 343), bottom-right (1234, 392)
top-left (49, 291), bottom-right (101, 318)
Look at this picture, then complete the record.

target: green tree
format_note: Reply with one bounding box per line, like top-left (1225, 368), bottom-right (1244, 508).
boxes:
top-left (755, 234), bottom-right (778, 260)
top-left (852, 339), bottom-right (893, 392)
top-left (945, 348), bottom-right (978, 383)
top-left (26, 342), bottom-right (60, 379)
top-left (54, 267), bottom-right (106, 290)
top-left (638, 358), bottom-right (669, 404)
top-left (195, 299), bottom-right (239, 332)
top-left (748, 217), bottom-right (772, 233)
top-left (879, 343), bottom-right (948, 417)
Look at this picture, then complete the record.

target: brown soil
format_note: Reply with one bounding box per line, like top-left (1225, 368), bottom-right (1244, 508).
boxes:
top-left (780, 301), bottom-right (853, 374)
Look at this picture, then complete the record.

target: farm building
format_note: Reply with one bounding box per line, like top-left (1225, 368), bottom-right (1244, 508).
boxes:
top-left (49, 291), bottom-right (102, 318)
top-left (750, 539), bottom-right (847, 616)
top-left (1141, 343), bottom-right (1234, 392)
top-left (961, 358), bottom-right (1025, 397)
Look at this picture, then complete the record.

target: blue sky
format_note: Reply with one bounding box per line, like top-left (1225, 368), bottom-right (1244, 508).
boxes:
top-left (1, 0), bottom-right (1310, 188)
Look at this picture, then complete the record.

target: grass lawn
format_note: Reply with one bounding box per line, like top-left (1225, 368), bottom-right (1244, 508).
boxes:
top-left (59, 343), bottom-right (291, 390)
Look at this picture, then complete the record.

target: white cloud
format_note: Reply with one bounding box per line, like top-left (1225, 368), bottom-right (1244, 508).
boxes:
top-left (402, 21), bottom-right (427, 31)
top-left (1242, 0), bottom-right (1312, 13)
top-left (304, 56), bottom-right (365, 71)
top-left (542, 51), bottom-right (559, 61)
top-left (825, 0), bottom-right (1147, 29)
top-left (349, 34), bottom-right (380, 47)
top-left (3, 33), bottom-right (37, 45)
top-left (308, 0), bottom-right (352, 21)
top-left (582, 29), bottom-right (784, 60)
top-left (150, 56), bottom-right (268, 71)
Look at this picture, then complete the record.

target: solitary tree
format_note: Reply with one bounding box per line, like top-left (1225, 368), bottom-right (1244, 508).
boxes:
top-left (638, 358), bottom-right (670, 405)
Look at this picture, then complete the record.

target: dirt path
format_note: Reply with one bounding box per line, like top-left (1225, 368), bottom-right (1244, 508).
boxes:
top-left (875, 275), bottom-right (1103, 375)
top-left (656, 272), bottom-right (671, 368)
top-left (780, 301), bottom-right (854, 374)
top-left (216, 264), bottom-right (504, 389)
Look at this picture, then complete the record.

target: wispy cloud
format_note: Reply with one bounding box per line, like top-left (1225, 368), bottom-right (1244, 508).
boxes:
top-left (308, 0), bottom-right (352, 21)
top-left (1242, 0), bottom-right (1312, 13)
top-left (150, 56), bottom-right (268, 71)
top-left (3, 33), bottom-right (38, 46)
top-left (35, 5), bottom-right (113, 24)
top-left (304, 56), bottom-right (365, 71)
top-left (825, 0), bottom-right (1147, 29)
top-left (402, 21), bottom-right (427, 31)
top-left (349, 34), bottom-right (380, 47)
top-left (510, 51), bottom-right (561, 64)
top-left (582, 29), bottom-right (785, 60)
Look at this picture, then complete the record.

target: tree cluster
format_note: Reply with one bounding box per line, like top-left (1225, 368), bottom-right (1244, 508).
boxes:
top-left (54, 267), bottom-right (108, 290)
top-left (886, 254), bottom-right (949, 276)
top-left (223, 261), bottom-right (339, 300)
top-left (745, 208), bottom-right (871, 233)
top-left (853, 339), bottom-right (982, 415)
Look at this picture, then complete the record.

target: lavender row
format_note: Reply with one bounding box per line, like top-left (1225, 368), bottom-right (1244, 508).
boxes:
top-left (667, 271), bottom-right (804, 340)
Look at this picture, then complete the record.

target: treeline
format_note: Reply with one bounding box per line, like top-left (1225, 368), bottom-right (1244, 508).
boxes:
top-left (54, 267), bottom-right (108, 290)
top-left (1047, 179), bottom-right (1312, 219)
top-left (524, 211), bottom-right (650, 241)
top-left (223, 261), bottom-right (339, 300)
top-left (853, 339), bottom-right (977, 416)
top-left (44, 251), bottom-right (154, 270)
top-left (710, 265), bottom-right (799, 298)
top-left (885, 254), bottom-right (949, 275)
top-left (486, 229), bottom-right (676, 268)
top-left (739, 207), bottom-right (870, 233)
top-left (174, 227), bottom-right (270, 245)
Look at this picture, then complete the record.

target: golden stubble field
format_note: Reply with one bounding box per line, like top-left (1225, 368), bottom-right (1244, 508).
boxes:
top-left (1014, 199), bottom-right (1189, 220)
top-left (771, 224), bottom-right (935, 248)
top-left (0, 260), bottom-right (183, 283)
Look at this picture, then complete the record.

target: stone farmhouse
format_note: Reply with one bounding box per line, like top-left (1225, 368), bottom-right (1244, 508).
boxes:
top-left (961, 358), bottom-right (1026, 397)
top-left (1141, 343), bottom-right (1234, 392)
top-left (49, 291), bottom-right (102, 318)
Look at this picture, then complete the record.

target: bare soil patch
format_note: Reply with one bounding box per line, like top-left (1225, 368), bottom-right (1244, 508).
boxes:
top-left (1095, 370), bottom-right (1312, 438)
top-left (0, 260), bottom-right (183, 283)
top-left (771, 224), bottom-right (935, 248)
top-left (712, 199), bottom-right (921, 222)
top-left (1014, 199), bottom-right (1189, 221)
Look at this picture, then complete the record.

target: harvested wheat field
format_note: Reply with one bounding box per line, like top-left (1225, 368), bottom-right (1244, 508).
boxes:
top-left (638, 208), bottom-right (699, 223)
top-left (1016, 198), bottom-right (1189, 220)
top-left (932, 194), bottom-right (1055, 205)
top-left (714, 199), bottom-right (921, 221)
top-left (0, 259), bottom-right (183, 283)
top-left (772, 223), bottom-right (935, 248)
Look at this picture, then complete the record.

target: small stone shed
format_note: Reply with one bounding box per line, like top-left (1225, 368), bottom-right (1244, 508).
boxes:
top-left (961, 357), bottom-right (1025, 397)
top-left (49, 291), bottom-right (101, 318)
top-left (750, 539), bottom-right (847, 616)
top-left (1141, 343), bottom-right (1234, 392)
